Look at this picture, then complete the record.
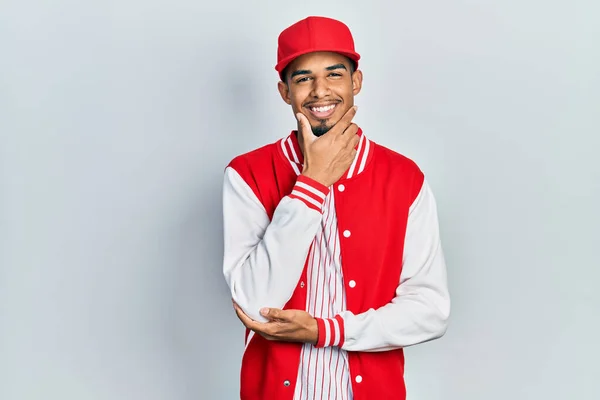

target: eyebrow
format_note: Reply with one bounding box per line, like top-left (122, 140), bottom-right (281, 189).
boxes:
top-left (326, 63), bottom-right (347, 71)
top-left (290, 63), bottom-right (348, 79)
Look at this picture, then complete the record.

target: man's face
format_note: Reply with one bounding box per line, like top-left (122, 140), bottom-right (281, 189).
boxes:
top-left (278, 51), bottom-right (363, 136)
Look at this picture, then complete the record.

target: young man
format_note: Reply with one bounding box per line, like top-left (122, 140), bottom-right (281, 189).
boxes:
top-left (222, 16), bottom-right (450, 400)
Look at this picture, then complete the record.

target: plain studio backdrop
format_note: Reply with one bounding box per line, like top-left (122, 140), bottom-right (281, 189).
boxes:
top-left (1, 1), bottom-right (599, 399)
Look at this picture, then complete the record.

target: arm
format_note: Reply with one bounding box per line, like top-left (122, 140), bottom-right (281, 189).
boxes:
top-left (314, 178), bottom-right (450, 351)
top-left (222, 166), bottom-right (329, 322)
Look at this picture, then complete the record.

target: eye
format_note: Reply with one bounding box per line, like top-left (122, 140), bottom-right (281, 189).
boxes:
top-left (329, 72), bottom-right (342, 77)
top-left (295, 77), bottom-right (311, 83)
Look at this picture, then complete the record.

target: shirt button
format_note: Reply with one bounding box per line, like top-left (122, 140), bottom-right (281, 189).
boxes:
top-left (349, 280), bottom-right (356, 288)
top-left (355, 375), bottom-right (363, 383)
top-left (284, 380), bottom-right (291, 387)
top-left (338, 184), bottom-right (345, 192)
top-left (343, 230), bottom-right (351, 238)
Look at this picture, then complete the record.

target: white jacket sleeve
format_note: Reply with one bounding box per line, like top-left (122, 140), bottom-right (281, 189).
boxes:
top-left (330, 179), bottom-right (450, 351)
top-left (222, 166), bottom-right (329, 322)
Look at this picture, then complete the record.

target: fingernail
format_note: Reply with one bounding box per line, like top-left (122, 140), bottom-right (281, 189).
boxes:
top-left (260, 308), bottom-right (269, 316)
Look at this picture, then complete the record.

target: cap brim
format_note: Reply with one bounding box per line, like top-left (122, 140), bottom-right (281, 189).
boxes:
top-left (275, 48), bottom-right (361, 78)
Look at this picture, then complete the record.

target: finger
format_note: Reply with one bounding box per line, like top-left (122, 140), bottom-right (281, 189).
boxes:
top-left (344, 151), bottom-right (357, 166)
top-left (343, 122), bottom-right (359, 139)
top-left (260, 307), bottom-right (282, 321)
top-left (295, 112), bottom-right (314, 141)
top-left (349, 131), bottom-right (360, 148)
top-left (258, 332), bottom-right (277, 341)
top-left (295, 112), bottom-right (310, 130)
top-left (233, 303), bottom-right (258, 329)
top-left (233, 302), bottom-right (249, 323)
top-left (334, 105), bottom-right (358, 134)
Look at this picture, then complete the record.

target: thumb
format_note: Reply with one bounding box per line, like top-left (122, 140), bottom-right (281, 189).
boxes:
top-left (295, 112), bottom-right (315, 142)
top-left (260, 307), bottom-right (280, 320)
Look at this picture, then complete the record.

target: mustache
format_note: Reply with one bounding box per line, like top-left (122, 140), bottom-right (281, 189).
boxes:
top-left (303, 100), bottom-right (341, 107)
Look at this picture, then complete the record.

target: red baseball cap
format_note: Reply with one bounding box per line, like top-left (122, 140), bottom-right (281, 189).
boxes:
top-left (275, 16), bottom-right (361, 80)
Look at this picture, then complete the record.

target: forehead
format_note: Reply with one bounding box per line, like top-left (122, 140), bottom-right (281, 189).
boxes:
top-left (286, 51), bottom-right (351, 72)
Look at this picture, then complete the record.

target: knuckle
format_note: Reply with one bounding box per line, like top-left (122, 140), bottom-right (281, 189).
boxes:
top-left (264, 326), bottom-right (277, 336)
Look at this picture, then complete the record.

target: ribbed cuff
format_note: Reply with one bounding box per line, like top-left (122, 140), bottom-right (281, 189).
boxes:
top-left (288, 175), bottom-right (329, 212)
top-left (315, 315), bottom-right (345, 348)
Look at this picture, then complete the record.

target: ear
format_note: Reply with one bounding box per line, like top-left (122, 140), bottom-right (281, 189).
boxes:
top-left (351, 69), bottom-right (363, 96)
top-left (277, 80), bottom-right (292, 105)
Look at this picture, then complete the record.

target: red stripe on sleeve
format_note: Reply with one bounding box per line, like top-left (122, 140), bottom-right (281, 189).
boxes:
top-left (326, 318), bottom-right (336, 347)
top-left (315, 317), bottom-right (327, 348)
top-left (334, 314), bottom-right (345, 348)
top-left (288, 175), bottom-right (330, 212)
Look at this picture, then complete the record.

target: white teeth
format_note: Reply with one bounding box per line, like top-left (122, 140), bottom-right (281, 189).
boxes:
top-left (311, 104), bottom-right (335, 112)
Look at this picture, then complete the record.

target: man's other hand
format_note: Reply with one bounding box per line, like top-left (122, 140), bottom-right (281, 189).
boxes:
top-left (233, 301), bottom-right (318, 345)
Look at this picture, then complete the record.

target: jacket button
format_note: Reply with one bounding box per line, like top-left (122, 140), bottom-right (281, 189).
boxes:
top-left (343, 230), bottom-right (351, 238)
top-left (355, 375), bottom-right (363, 383)
top-left (338, 184), bottom-right (345, 192)
top-left (284, 380), bottom-right (291, 386)
top-left (349, 280), bottom-right (356, 288)
top-left (300, 281), bottom-right (305, 288)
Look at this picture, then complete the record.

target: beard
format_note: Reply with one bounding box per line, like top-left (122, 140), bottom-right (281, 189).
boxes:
top-left (311, 120), bottom-right (332, 137)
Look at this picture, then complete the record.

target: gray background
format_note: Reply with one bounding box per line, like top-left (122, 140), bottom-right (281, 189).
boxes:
top-left (1, 0), bottom-right (599, 399)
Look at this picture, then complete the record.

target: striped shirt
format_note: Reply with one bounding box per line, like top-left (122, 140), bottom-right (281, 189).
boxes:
top-left (278, 130), bottom-right (371, 400)
top-left (293, 188), bottom-right (353, 400)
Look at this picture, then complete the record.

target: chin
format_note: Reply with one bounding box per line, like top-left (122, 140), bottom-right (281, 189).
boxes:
top-left (311, 123), bottom-right (332, 137)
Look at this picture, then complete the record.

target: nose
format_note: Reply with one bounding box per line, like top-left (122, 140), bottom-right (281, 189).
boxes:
top-left (310, 76), bottom-right (331, 98)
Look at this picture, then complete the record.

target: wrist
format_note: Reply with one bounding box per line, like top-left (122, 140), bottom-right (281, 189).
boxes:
top-left (301, 170), bottom-right (331, 188)
top-left (309, 317), bottom-right (319, 345)
top-left (288, 175), bottom-right (330, 212)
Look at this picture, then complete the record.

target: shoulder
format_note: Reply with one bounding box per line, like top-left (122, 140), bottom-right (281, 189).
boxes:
top-left (369, 140), bottom-right (426, 200)
top-left (372, 141), bottom-right (424, 177)
top-left (225, 137), bottom-right (290, 188)
top-left (224, 138), bottom-right (292, 200)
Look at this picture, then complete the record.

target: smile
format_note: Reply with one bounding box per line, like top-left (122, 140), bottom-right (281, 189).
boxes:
top-left (307, 103), bottom-right (337, 119)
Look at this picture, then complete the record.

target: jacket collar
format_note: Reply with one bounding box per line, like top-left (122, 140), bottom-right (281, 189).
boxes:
top-left (279, 127), bottom-right (372, 180)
